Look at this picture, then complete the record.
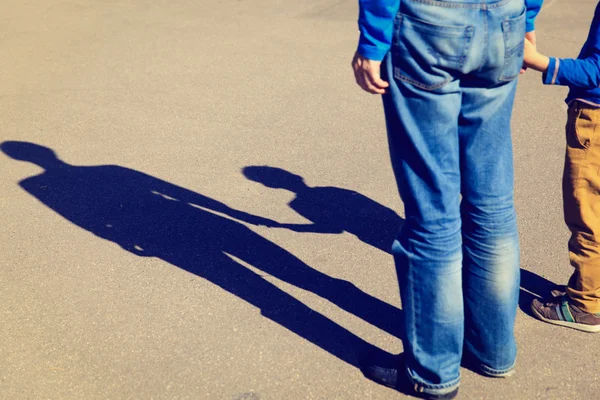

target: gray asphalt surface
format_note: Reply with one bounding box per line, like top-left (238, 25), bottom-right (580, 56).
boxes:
top-left (1, 0), bottom-right (598, 399)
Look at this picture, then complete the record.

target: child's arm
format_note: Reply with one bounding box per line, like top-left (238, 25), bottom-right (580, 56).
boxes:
top-left (524, 35), bottom-right (600, 89)
top-left (527, 51), bottom-right (600, 89)
top-left (544, 55), bottom-right (600, 88)
top-left (523, 39), bottom-right (550, 73)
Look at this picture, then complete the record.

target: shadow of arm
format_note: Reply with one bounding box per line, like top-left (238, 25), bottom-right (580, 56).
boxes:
top-left (148, 180), bottom-right (279, 227)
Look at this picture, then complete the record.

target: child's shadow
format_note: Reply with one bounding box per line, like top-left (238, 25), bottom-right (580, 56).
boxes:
top-left (243, 166), bottom-right (404, 254)
top-left (1, 141), bottom-right (405, 373)
top-left (243, 165), bottom-right (409, 389)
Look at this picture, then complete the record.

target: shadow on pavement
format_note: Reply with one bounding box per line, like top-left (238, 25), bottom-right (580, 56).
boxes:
top-left (1, 140), bottom-right (404, 372)
top-left (243, 165), bottom-right (402, 255)
top-left (519, 268), bottom-right (564, 317)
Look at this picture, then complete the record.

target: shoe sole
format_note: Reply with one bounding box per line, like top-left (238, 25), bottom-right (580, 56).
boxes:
top-left (531, 303), bottom-right (600, 333)
top-left (481, 369), bottom-right (515, 379)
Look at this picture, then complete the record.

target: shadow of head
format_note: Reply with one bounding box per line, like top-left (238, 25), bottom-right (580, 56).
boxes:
top-left (1, 141), bottom-right (61, 169)
top-left (243, 166), bottom-right (306, 192)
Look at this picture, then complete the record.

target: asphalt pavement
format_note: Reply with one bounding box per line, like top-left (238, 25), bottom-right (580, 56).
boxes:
top-left (1, 0), bottom-right (598, 399)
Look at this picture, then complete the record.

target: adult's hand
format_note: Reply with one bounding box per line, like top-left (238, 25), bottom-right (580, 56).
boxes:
top-left (521, 30), bottom-right (537, 74)
top-left (526, 30), bottom-right (537, 47)
top-left (351, 51), bottom-right (389, 94)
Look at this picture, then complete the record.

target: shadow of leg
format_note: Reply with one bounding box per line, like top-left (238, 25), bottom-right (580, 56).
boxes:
top-left (233, 237), bottom-right (405, 339)
top-left (519, 268), bottom-right (565, 317)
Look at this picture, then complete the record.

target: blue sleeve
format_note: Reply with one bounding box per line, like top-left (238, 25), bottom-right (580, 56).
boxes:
top-left (357, 0), bottom-right (401, 61)
top-left (525, 0), bottom-right (543, 32)
top-left (543, 7), bottom-right (600, 88)
top-left (543, 56), bottom-right (600, 88)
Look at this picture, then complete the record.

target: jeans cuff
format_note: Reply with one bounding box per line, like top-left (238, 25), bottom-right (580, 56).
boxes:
top-left (478, 361), bottom-right (516, 377)
top-left (405, 367), bottom-right (461, 396)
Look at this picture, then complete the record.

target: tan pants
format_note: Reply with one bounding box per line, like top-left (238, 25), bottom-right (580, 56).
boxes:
top-left (564, 101), bottom-right (600, 313)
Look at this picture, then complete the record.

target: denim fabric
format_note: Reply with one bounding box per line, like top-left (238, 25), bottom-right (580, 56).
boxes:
top-left (382, 0), bottom-right (525, 395)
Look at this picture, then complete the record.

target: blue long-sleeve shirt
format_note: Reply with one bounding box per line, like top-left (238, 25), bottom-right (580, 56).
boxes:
top-left (543, 2), bottom-right (600, 105)
top-left (357, 0), bottom-right (544, 61)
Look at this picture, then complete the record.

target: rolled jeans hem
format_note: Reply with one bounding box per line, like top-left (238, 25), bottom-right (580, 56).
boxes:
top-left (406, 368), bottom-right (460, 395)
top-left (478, 361), bottom-right (516, 377)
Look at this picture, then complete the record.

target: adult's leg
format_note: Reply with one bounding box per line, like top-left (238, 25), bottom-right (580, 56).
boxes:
top-left (460, 0), bottom-right (526, 375)
top-left (382, 10), bottom-right (469, 392)
top-left (459, 80), bottom-right (520, 375)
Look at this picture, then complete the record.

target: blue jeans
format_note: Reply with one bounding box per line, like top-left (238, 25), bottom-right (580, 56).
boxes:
top-left (382, 0), bottom-right (524, 395)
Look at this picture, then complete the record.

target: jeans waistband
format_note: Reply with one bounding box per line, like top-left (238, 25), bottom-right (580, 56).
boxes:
top-left (406, 0), bottom-right (515, 9)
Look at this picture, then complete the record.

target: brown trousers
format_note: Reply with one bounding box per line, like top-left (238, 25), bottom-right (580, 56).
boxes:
top-left (564, 101), bottom-right (600, 313)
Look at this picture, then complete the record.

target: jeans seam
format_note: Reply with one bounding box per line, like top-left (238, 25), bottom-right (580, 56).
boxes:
top-left (407, 0), bottom-right (512, 9)
top-left (461, 26), bottom-right (475, 67)
top-left (393, 72), bottom-right (451, 91)
top-left (474, 8), bottom-right (488, 72)
top-left (408, 238), bottom-right (419, 366)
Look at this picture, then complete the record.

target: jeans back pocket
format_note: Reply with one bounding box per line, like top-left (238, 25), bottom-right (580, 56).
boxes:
top-left (393, 14), bottom-right (473, 91)
top-left (499, 10), bottom-right (526, 82)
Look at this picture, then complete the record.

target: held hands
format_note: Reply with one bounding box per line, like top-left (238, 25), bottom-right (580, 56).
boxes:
top-left (523, 37), bottom-right (550, 73)
top-left (525, 30), bottom-right (537, 48)
top-left (245, 215), bottom-right (280, 228)
top-left (351, 52), bottom-right (389, 94)
top-left (520, 31), bottom-right (537, 74)
top-left (523, 38), bottom-right (538, 68)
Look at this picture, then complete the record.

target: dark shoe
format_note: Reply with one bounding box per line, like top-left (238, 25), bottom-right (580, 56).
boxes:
top-left (359, 355), bottom-right (459, 399)
top-left (531, 297), bottom-right (600, 333)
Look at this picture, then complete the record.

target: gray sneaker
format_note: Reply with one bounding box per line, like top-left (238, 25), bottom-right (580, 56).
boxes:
top-left (531, 297), bottom-right (600, 333)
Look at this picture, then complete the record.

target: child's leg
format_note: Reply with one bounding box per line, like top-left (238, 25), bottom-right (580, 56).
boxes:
top-left (563, 102), bottom-right (600, 313)
top-left (531, 102), bottom-right (600, 332)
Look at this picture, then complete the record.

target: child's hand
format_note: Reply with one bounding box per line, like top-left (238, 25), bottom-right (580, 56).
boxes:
top-left (523, 38), bottom-right (538, 67)
top-left (520, 31), bottom-right (537, 74)
top-left (522, 38), bottom-right (550, 73)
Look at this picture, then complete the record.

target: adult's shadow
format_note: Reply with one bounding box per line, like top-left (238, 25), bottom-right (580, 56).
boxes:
top-left (243, 166), bottom-right (404, 254)
top-left (1, 141), bottom-right (403, 370)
